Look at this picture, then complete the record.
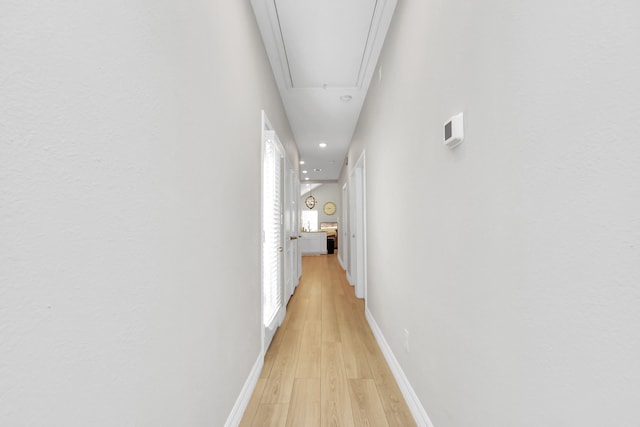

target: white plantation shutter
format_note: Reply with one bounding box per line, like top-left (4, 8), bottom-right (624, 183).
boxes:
top-left (263, 135), bottom-right (282, 326)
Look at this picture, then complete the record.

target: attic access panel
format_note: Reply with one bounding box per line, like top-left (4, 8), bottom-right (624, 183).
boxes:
top-left (275, 0), bottom-right (377, 89)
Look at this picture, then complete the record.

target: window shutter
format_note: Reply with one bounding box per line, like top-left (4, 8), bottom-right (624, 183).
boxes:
top-left (263, 137), bottom-right (282, 326)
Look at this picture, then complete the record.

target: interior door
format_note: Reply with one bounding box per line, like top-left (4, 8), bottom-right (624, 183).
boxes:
top-left (348, 170), bottom-right (357, 288)
top-left (262, 128), bottom-right (285, 352)
top-left (349, 158), bottom-right (365, 299)
top-left (340, 183), bottom-right (348, 270)
top-left (284, 165), bottom-right (299, 304)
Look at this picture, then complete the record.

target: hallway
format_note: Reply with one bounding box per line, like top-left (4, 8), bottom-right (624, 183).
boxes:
top-left (240, 255), bottom-right (415, 426)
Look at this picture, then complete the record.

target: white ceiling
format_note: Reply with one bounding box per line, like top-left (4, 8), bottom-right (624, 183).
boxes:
top-left (251, 0), bottom-right (397, 181)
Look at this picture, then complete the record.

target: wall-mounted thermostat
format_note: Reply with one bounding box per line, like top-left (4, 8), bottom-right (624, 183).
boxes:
top-left (444, 113), bottom-right (464, 148)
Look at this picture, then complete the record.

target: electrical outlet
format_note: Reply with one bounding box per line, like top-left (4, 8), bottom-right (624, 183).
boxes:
top-left (404, 329), bottom-right (409, 353)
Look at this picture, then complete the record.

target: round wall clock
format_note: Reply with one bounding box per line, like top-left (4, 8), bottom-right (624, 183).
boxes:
top-left (323, 201), bottom-right (336, 215)
top-left (305, 195), bottom-right (317, 209)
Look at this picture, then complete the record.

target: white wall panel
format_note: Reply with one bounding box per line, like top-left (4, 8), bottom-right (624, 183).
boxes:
top-left (343, 0), bottom-right (640, 425)
top-left (0, 1), bottom-right (297, 425)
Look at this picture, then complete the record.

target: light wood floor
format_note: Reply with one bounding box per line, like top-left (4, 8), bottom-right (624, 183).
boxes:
top-left (240, 254), bottom-right (416, 427)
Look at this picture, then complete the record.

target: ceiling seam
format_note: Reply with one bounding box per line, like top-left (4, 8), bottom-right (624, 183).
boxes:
top-left (356, 0), bottom-right (379, 88)
top-left (273, 0), bottom-right (295, 89)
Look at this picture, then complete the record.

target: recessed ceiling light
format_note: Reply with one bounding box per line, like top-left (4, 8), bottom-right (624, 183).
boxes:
top-left (340, 95), bottom-right (353, 102)
top-left (314, 168), bottom-right (322, 172)
top-left (319, 142), bottom-right (327, 148)
top-left (299, 160), bottom-right (305, 164)
top-left (305, 177), bottom-right (310, 180)
top-left (302, 170), bottom-right (308, 174)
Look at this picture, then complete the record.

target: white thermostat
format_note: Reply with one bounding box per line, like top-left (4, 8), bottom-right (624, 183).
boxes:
top-left (444, 113), bottom-right (464, 148)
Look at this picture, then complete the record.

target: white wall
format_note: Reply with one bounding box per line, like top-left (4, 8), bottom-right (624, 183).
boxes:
top-left (344, 0), bottom-right (640, 425)
top-left (0, 1), bottom-right (296, 425)
top-left (301, 183), bottom-right (341, 225)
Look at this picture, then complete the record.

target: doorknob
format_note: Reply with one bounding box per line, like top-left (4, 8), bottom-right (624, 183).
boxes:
top-left (289, 236), bottom-right (298, 240)
top-left (279, 247), bottom-right (284, 252)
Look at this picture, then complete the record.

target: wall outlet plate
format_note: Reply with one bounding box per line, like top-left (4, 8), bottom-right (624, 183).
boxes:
top-left (444, 113), bottom-right (464, 148)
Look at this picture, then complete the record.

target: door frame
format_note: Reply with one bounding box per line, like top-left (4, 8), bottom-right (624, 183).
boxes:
top-left (348, 151), bottom-right (367, 300)
top-left (284, 162), bottom-right (300, 305)
top-left (338, 182), bottom-right (348, 270)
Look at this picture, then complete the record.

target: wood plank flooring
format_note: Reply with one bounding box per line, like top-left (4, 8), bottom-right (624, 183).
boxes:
top-left (240, 254), bottom-right (416, 427)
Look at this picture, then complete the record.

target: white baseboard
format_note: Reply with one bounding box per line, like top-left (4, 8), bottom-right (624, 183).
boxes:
top-left (225, 351), bottom-right (264, 427)
top-left (365, 308), bottom-right (434, 427)
top-left (338, 253), bottom-right (345, 270)
top-left (347, 272), bottom-right (354, 287)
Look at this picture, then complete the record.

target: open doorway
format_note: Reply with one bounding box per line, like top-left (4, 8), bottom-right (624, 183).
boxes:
top-left (299, 182), bottom-right (341, 256)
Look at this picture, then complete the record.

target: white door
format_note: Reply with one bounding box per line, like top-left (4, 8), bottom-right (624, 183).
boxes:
top-left (295, 177), bottom-right (302, 283)
top-left (349, 155), bottom-right (365, 299)
top-left (348, 170), bottom-right (357, 287)
top-left (284, 166), bottom-right (300, 304)
top-left (262, 128), bottom-right (285, 351)
top-left (340, 183), bottom-right (348, 270)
